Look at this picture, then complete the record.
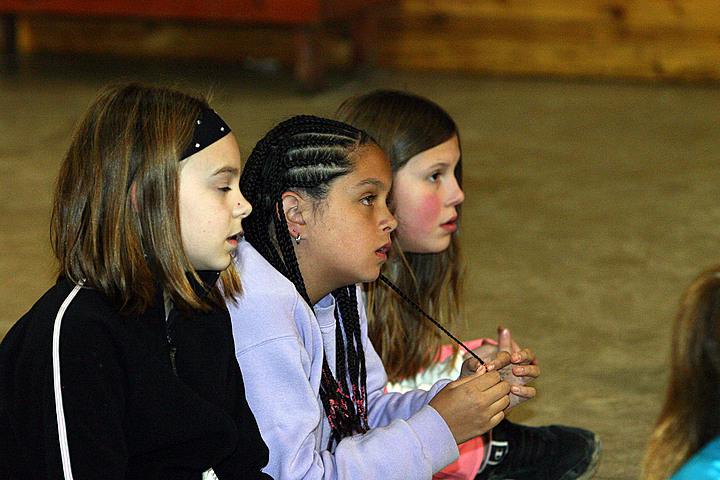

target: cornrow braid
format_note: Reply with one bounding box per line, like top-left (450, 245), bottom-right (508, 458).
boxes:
top-left (239, 115), bottom-right (371, 448)
top-left (334, 286), bottom-right (369, 426)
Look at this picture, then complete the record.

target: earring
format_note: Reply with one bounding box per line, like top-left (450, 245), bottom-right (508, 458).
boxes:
top-left (294, 233), bottom-right (302, 245)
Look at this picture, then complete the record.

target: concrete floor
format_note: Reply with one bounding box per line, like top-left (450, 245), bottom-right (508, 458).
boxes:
top-left (2, 54), bottom-right (720, 479)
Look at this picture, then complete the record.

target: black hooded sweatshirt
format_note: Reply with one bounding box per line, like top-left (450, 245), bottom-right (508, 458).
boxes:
top-left (0, 273), bottom-right (272, 479)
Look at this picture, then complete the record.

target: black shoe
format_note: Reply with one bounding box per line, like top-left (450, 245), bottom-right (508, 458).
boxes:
top-left (475, 419), bottom-right (601, 480)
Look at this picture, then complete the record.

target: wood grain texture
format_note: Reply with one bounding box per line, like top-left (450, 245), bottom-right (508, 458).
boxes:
top-left (3, 0), bottom-right (720, 81)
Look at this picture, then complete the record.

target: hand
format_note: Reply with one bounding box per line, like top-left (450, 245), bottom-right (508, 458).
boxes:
top-left (430, 367), bottom-right (510, 444)
top-left (458, 350), bottom-right (511, 380)
top-left (466, 326), bottom-right (540, 409)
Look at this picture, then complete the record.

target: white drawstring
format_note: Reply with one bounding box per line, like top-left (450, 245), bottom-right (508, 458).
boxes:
top-left (203, 468), bottom-right (219, 479)
top-left (52, 281), bottom-right (84, 480)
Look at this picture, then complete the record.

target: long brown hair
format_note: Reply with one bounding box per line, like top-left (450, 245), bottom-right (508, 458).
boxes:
top-left (51, 82), bottom-right (242, 314)
top-left (336, 89), bottom-right (464, 382)
top-left (641, 267), bottom-right (720, 479)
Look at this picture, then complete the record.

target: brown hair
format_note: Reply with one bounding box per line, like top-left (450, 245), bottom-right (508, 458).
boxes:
top-left (51, 82), bottom-right (241, 313)
top-left (641, 267), bottom-right (720, 479)
top-left (336, 89), bottom-right (464, 382)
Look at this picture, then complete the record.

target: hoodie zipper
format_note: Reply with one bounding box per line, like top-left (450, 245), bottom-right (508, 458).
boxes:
top-left (164, 294), bottom-right (179, 377)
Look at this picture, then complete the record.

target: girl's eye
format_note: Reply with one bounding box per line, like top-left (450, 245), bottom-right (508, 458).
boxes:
top-left (361, 195), bottom-right (376, 206)
top-left (428, 171), bottom-right (441, 182)
top-left (219, 186), bottom-right (232, 192)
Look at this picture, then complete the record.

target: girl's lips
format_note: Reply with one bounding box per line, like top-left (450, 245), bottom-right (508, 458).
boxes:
top-left (226, 233), bottom-right (241, 247)
top-left (375, 242), bottom-right (391, 259)
top-left (440, 221), bottom-right (457, 232)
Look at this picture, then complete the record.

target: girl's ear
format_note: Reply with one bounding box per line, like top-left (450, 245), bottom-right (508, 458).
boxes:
top-left (281, 191), bottom-right (306, 234)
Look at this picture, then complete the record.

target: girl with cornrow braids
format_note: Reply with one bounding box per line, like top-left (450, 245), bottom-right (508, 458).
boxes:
top-left (227, 115), bottom-right (515, 479)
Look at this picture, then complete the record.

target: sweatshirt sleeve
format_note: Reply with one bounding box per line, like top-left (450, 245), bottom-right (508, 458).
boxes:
top-left (229, 275), bottom-right (459, 480)
top-left (213, 351), bottom-right (272, 479)
top-left (57, 312), bottom-right (130, 479)
top-left (357, 283), bottom-right (456, 449)
top-left (362, 334), bottom-right (454, 430)
top-left (235, 336), bottom-right (458, 480)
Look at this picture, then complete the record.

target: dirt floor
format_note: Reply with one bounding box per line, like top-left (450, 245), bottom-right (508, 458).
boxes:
top-left (2, 55), bottom-right (720, 479)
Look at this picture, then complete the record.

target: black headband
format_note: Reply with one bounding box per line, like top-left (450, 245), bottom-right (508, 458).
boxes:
top-left (180, 108), bottom-right (232, 160)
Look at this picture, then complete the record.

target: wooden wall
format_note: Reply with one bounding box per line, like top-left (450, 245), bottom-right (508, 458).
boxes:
top-left (9, 0), bottom-right (720, 82)
top-left (378, 0), bottom-right (720, 81)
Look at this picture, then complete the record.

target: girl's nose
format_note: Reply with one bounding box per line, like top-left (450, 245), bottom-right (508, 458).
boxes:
top-left (446, 177), bottom-right (465, 207)
top-left (382, 206), bottom-right (398, 233)
top-left (235, 194), bottom-right (252, 218)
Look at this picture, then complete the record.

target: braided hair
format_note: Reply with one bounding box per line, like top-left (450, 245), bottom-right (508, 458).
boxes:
top-left (240, 115), bottom-right (371, 447)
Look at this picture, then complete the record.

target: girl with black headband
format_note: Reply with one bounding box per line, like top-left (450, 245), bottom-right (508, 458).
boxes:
top-left (227, 115), bottom-right (522, 479)
top-left (0, 82), bottom-right (271, 479)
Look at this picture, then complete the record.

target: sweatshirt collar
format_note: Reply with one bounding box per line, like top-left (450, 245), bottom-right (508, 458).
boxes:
top-left (188, 270), bottom-right (222, 299)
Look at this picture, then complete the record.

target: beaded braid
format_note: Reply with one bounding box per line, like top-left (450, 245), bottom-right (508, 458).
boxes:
top-left (239, 115), bottom-right (371, 447)
top-left (334, 286), bottom-right (369, 426)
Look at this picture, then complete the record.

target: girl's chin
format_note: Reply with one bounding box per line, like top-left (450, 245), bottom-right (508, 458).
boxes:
top-left (358, 268), bottom-right (383, 284)
top-left (190, 256), bottom-right (232, 272)
top-left (395, 232), bottom-right (452, 255)
top-left (403, 242), bottom-right (451, 255)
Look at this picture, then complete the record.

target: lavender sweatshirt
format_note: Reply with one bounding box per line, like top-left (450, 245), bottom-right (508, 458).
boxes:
top-left (228, 240), bottom-right (459, 479)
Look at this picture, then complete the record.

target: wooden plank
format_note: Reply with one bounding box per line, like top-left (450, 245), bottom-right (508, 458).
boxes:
top-left (399, 0), bottom-right (720, 30)
top-left (377, 24), bottom-right (720, 81)
top-left (16, 16), bottom-right (357, 66)
top-left (18, 17), bottom-right (295, 60)
top-left (374, 5), bottom-right (720, 81)
top-left (377, 11), bottom-right (720, 44)
top-left (8, 1), bottom-right (720, 82)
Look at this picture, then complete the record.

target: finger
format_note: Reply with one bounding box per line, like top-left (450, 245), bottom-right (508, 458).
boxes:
top-left (488, 410), bottom-right (506, 430)
top-left (454, 370), bottom-right (502, 392)
top-left (510, 385), bottom-right (536, 400)
top-left (510, 348), bottom-right (535, 365)
top-left (482, 396), bottom-right (509, 425)
top-left (485, 351), bottom-right (512, 372)
top-left (512, 364), bottom-right (540, 380)
top-left (497, 326), bottom-right (514, 353)
top-left (489, 389), bottom-right (511, 411)
top-left (482, 377), bottom-right (511, 400)
top-left (498, 326), bottom-right (522, 354)
top-left (458, 357), bottom-right (484, 380)
top-left (449, 365), bottom-right (487, 387)
top-left (464, 356), bottom-right (483, 373)
top-left (468, 344), bottom-right (497, 361)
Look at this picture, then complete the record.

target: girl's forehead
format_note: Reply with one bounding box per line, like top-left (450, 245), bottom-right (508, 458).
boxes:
top-left (353, 144), bottom-right (392, 178)
top-left (179, 133), bottom-right (241, 174)
top-left (326, 144), bottom-right (391, 196)
top-left (404, 135), bottom-right (460, 170)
